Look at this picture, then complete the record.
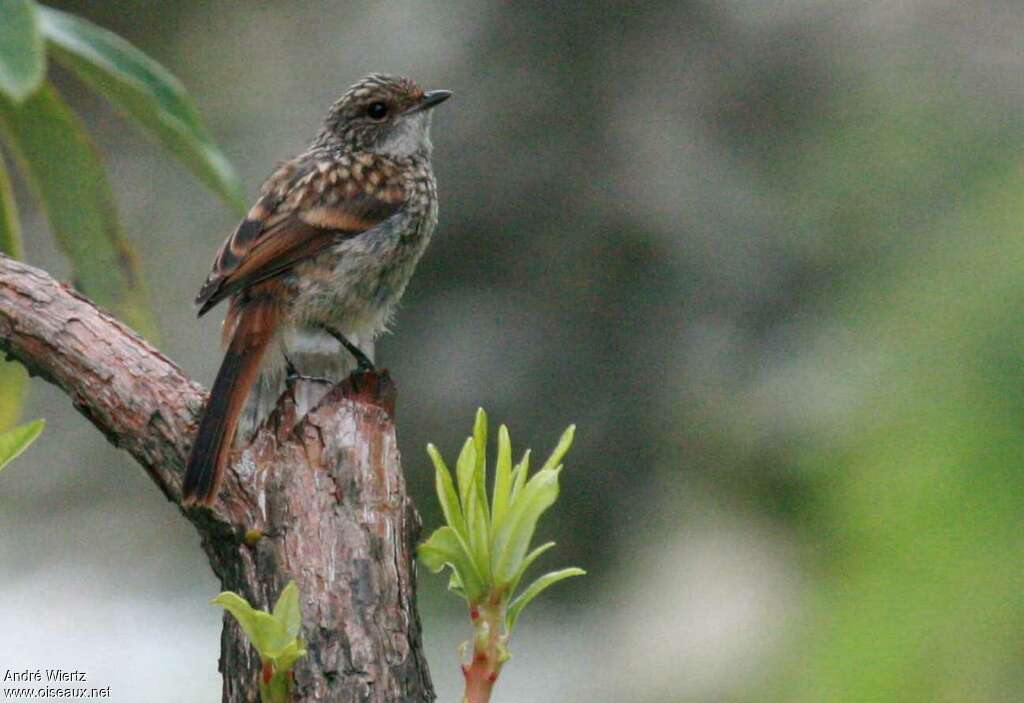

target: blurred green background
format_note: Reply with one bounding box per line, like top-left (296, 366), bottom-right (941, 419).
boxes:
top-left (1, 1), bottom-right (1023, 701)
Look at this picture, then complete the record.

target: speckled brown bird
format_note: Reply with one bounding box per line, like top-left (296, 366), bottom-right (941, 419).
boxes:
top-left (182, 74), bottom-right (451, 506)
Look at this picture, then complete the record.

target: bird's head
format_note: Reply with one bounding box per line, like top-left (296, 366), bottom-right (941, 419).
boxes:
top-left (317, 74), bottom-right (451, 158)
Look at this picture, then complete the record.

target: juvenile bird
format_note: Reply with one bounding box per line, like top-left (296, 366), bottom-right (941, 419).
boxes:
top-left (182, 74), bottom-right (450, 506)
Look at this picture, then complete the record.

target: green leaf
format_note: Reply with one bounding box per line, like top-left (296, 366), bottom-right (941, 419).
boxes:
top-left (491, 424), bottom-right (513, 530)
top-left (506, 567), bottom-right (586, 632)
top-left (0, 418), bottom-right (43, 472)
top-left (539, 424), bottom-right (575, 473)
top-left (0, 0), bottom-right (45, 102)
top-left (38, 6), bottom-right (245, 212)
top-left (0, 361), bottom-right (26, 431)
top-left (272, 638), bottom-right (307, 673)
top-left (428, 443), bottom-right (467, 540)
top-left (507, 540), bottom-right (555, 597)
top-left (0, 141), bottom-right (23, 259)
top-left (0, 154), bottom-right (25, 430)
top-left (0, 83), bottom-right (157, 338)
top-left (447, 569), bottom-right (465, 597)
top-left (509, 449), bottom-right (530, 503)
top-left (271, 581), bottom-right (301, 640)
top-left (211, 591), bottom-right (292, 660)
top-left (490, 467), bottom-right (561, 586)
top-left (490, 425), bottom-right (574, 583)
top-left (464, 477), bottom-right (491, 582)
top-left (263, 670), bottom-right (290, 703)
top-left (455, 437), bottom-right (476, 514)
top-left (418, 525), bottom-right (486, 603)
top-left (472, 408), bottom-right (489, 522)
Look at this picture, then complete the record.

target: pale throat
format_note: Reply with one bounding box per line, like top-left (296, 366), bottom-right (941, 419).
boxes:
top-left (377, 112), bottom-right (432, 158)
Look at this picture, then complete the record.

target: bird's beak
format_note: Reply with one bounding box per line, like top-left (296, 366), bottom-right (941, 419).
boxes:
top-left (407, 90), bottom-right (452, 114)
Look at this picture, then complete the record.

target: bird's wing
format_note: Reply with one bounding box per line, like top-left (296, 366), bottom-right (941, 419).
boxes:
top-left (195, 155), bottom-right (406, 317)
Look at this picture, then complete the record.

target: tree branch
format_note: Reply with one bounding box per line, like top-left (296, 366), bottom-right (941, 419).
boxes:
top-left (0, 254), bottom-right (434, 702)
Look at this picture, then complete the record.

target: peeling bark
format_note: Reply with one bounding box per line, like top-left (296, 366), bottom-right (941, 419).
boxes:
top-left (0, 255), bottom-right (434, 702)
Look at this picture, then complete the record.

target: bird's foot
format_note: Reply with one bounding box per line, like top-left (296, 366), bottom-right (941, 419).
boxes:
top-left (320, 326), bottom-right (376, 372)
top-left (283, 352), bottom-right (332, 387)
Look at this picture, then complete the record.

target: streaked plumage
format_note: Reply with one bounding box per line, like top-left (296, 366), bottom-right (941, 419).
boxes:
top-left (182, 74), bottom-right (449, 506)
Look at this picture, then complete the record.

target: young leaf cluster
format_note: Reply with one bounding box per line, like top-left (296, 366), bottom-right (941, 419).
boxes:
top-left (212, 582), bottom-right (307, 703)
top-left (418, 409), bottom-right (585, 633)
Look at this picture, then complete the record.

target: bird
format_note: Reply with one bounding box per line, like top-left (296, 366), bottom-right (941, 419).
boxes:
top-left (181, 74), bottom-right (451, 507)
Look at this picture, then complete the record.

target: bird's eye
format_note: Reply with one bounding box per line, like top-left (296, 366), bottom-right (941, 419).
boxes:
top-left (367, 102), bottom-right (389, 120)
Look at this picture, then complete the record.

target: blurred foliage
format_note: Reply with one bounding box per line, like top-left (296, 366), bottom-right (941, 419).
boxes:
top-left (0, 0), bottom-right (45, 102)
top-left (767, 159), bottom-right (1024, 703)
top-left (38, 6), bottom-right (246, 212)
top-left (0, 83), bottom-right (155, 335)
top-left (0, 0), bottom-right (240, 428)
top-left (0, 418), bottom-right (43, 472)
top-left (0, 150), bottom-right (26, 428)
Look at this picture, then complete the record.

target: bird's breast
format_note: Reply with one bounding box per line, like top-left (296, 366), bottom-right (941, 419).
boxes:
top-left (289, 203), bottom-right (437, 336)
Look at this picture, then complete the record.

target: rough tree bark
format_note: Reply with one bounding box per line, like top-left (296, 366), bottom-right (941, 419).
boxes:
top-left (0, 255), bottom-right (435, 703)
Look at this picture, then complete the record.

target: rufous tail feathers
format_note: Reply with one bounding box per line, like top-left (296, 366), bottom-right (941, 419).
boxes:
top-left (182, 294), bottom-right (279, 506)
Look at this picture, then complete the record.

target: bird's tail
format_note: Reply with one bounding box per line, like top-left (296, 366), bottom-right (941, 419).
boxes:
top-left (182, 297), bottom-right (279, 506)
